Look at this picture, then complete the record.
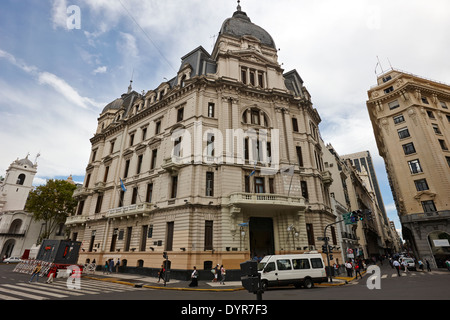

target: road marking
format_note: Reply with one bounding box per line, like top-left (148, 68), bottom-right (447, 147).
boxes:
top-left (0, 286), bottom-right (48, 300)
top-left (2, 284), bottom-right (68, 298)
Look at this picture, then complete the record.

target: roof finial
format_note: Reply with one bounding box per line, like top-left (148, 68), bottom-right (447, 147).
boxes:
top-left (127, 68), bottom-right (134, 94)
top-left (237, 0), bottom-right (241, 11)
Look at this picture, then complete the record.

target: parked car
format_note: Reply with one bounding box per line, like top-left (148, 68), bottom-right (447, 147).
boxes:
top-left (3, 257), bottom-right (22, 264)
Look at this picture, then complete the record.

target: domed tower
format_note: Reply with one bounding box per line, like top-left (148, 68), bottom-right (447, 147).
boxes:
top-left (0, 154), bottom-right (38, 212)
top-left (212, 2), bottom-right (287, 91)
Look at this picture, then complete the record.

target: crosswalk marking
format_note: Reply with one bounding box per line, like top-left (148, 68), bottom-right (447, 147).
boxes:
top-left (2, 284), bottom-right (68, 298)
top-left (0, 279), bottom-right (141, 300)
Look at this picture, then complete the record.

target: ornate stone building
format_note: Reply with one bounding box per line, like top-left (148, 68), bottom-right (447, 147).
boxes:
top-left (66, 5), bottom-right (335, 272)
top-left (367, 69), bottom-right (450, 267)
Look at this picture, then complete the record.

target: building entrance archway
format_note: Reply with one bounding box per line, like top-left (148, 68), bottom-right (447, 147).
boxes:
top-left (428, 231), bottom-right (450, 268)
top-left (249, 217), bottom-right (275, 259)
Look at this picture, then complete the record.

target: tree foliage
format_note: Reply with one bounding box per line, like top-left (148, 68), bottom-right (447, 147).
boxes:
top-left (25, 179), bottom-right (77, 243)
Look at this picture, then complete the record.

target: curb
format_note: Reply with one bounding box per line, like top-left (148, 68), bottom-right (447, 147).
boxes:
top-left (83, 276), bottom-right (245, 292)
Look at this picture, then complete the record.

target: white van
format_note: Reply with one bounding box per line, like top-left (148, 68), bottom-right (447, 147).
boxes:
top-left (258, 253), bottom-right (327, 289)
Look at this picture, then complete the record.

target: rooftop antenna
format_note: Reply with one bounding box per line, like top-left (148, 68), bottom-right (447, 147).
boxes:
top-left (375, 56), bottom-right (385, 75)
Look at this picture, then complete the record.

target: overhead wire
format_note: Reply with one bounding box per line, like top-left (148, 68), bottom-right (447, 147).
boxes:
top-left (117, 0), bottom-right (177, 75)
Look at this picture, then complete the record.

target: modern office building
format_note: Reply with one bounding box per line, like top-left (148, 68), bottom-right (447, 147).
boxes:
top-left (367, 68), bottom-right (450, 267)
top-left (66, 4), bottom-right (336, 273)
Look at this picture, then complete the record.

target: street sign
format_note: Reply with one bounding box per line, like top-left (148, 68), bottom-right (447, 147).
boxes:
top-left (317, 237), bottom-right (329, 241)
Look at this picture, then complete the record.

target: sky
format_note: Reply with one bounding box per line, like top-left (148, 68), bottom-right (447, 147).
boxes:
top-left (1, 0), bottom-right (450, 232)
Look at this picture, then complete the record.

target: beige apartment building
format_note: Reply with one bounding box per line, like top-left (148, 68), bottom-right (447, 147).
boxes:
top-left (367, 69), bottom-right (450, 267)
top-left (66, 5), bottom-right (336, 274)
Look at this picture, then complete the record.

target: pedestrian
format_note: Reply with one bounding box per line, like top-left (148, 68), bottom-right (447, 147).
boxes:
top-left (29, 263), bottom-right (42, 283)
top-left (445, 258), bottom-right (450, 271)
top-left (354, 260), bottom-right (362, 279)
top-left (109, 259), bottom-right (114, 273)
top-left (418, 259), bottom-right (424, 271)
top-left (213, 264), bottom-right (219, 282)
top-left (393, 259), bottom-right (401, 276)
top-left (345, 260), bottom-right (353, 277)
top-left (401, 259), bottom-right (408, 273)
top-left (189, 266), bottom-right (198, 287)
top-left (220, 265), bottom-right (226, 284)
top-left (46, 266), bottom-right (57, 283)
top-left (115, 258), bottom-right (120, 273)
top-left (158, 264), bottom-right (165, 283)
top-left (425, 259), bottom-right (431, 272)
top-left (103, 260), bottom-right (109, 274)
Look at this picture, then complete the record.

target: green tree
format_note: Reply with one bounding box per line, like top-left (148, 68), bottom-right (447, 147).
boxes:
top-left (25, 179), bottom-right (77, 243)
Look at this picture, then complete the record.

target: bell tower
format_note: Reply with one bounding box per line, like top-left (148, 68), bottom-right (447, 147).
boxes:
top-left (0, 154), bottom-right (38, 212)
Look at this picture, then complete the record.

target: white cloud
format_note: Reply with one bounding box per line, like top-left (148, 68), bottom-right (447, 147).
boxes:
top-left (51, 0), bottom-right (68, 30)
top-left (93, 66), bottom-right (107, 75)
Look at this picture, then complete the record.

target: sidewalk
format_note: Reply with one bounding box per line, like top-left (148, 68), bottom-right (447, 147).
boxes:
top-left (82, 270), bottom-right (363, 290)
top-left (82, 272), bottom-right (245, 292)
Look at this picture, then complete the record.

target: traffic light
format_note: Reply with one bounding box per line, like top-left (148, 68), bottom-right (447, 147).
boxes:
top-left (365, 209), bottom-right (373, 221)
top-left (163, 251), bottom-right (168, 259)
top-left (328, 245), bottom-right (333, 253)
top-left (240, 261), bottom-right (262, 294)
top-left (351, 210), bottom-right (363, 222)
top-left (322, 245), bottom-right (328, 253)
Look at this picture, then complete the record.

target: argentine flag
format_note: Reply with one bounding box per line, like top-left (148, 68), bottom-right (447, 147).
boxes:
top-left (120, 178), bottom-right (127, 192)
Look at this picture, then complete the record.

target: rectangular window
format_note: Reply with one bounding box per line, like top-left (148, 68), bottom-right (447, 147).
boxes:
top-left (421, 97), bottom-right (429, 104)
top-left (269, 178), bottom-right (275, 194)
top-left (422, 200), bottom-right (436, 213)
top-left (255, 177), bottom-right (265, 193)
top-left (311, 258), bottom-right (324, 269)
top-left (208, 103), bottom-right (215, 118)
top-left (146, 183), bottom-right (153, 203)
top-left (177, 107), bottom-right (184, 122)
top-left (124, 159), bottom-right (130, 178)
top-left (204, 221), bottom-right (213, 250)
top-left (77, 200), bottom-right (85, 216)
top-left (119, 190), bottom-right (125, 207)
top-left (151, 149), bottom-right (158, 169)
top-left (131, 187), bottom-right (138, 205)
top-left (140, 225), bottom-right (148, 251)
top-left (402, 142), bottom-right (416, 155)
top-left (440, 101), bottom-right (448, 109)
top-left (124, 227), bottom-right (132, 252)
top-left (276, 259), bottom-right (292, 271)
top-left (251, 109), bottom-right (260, 125)
top-left (129, 133), bottom-right (135, 147)
top-left (306, 224), bottom-right (315, 246)
top-left (241, 67), bottom-right (247, 84)
top-left (174, 137), bottom-right (182, 157)
top-left (103, 166), bottom-right (109, 183)
top-left (249, 70), bottom-right (255, 86)
top-left (137, 155), bottom-right (143, 174)
top-left (292, 259), bottom-right (310, 270)
top-left (393, 114), bottom-right (405, 124)
top-left (384, 86), bottom-right (394, 94)
top-left (155, 121), bottom-right (161, 134)
top-left (257, 72), bottom-right (264, 87)
top-left (245, 175), bottom-right (250, 193)
top-left (439, 139), bottom-right (448, 151)
top-left (110, 141), bottom-right (115, 154)
top-left (427, 110), bottom-right (435, 119)
top-left (414, 179), bottom-right (429, 191)
top-left (408, 159), bottom-right (423, 174)
top-left (142, 127), bottom-right (147, 141)
top-left (171, 176), bottom-right (178, 198)
top-left (206, 172), bottom-right (214, 197)
top-left (432, 123), bottom-right (442, 134)
top-left (296, 146), bottom-right (304, 167)
top-left (95, 194), bottom-right (103, 213)
top-left (301, 181), bottom-right (308, 200)
top-left (292, 118), bottom-right (299, 132)
top-left (165, 222), bottom-right (174, 251)
top-left (398, 127), bottom-right (410, 139)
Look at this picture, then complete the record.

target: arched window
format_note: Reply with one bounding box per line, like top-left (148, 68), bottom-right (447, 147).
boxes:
top-left (16, 174), bottom-right (25, 185)
top-left (242, 107), bottom-right (270, 127)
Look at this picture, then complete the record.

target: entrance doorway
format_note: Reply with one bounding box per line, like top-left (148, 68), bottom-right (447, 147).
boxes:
top-left (249, 217), bottom-right (275, 258)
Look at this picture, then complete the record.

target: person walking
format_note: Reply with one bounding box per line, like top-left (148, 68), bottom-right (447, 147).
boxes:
top-left (29, 263), bottom-right (42, 283)
top-left (158, 265), bottom-right (165, 283)
top-left (220, 265), bottom-right (226, 284)
top-left (425, 259), bottom-right (431, 272)
top-left (354, 260), bottom-right (362, 279)
top-left (213, 264), bottom-right (219, 282)
top-left (103, 260), bottom-right (109, 274)
top-left (46, 266), bottom-right (57, 283)
top-left (418, 259), bottom-right (424, 271)
top-left (393, 259), bottom-right (401, 276)
top-left (189, 266), bottom-right (198, 287)
top-left (345, 260), bottom-right (353, 277)
top-left (115, 258), bottom-right (120, 273)
top-left (401, 259), bottom-right (408, 273)
top-left (445, 258), bottom-right (450, 271)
